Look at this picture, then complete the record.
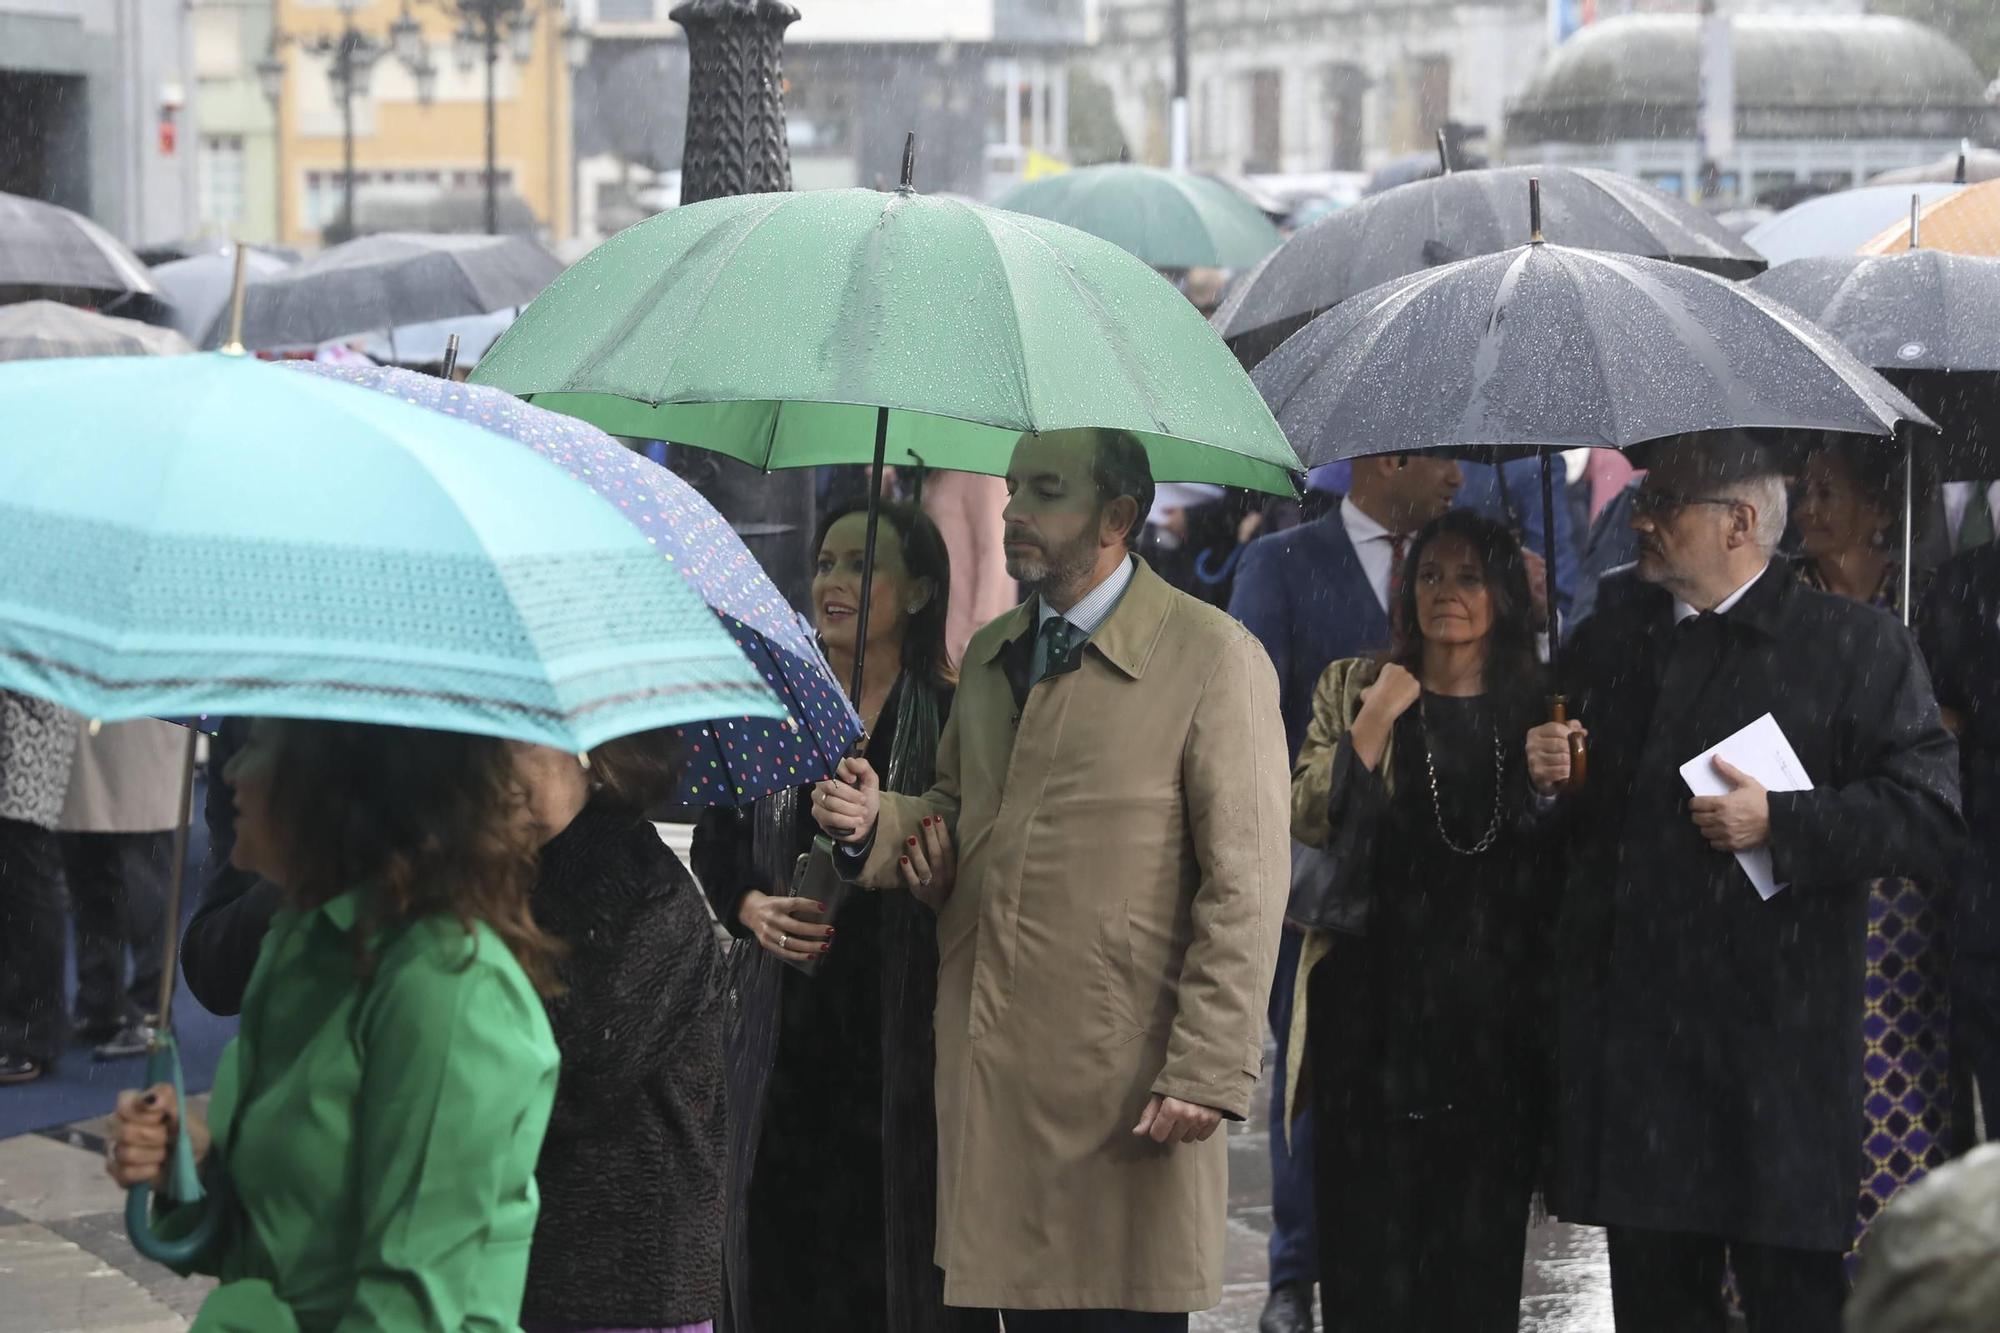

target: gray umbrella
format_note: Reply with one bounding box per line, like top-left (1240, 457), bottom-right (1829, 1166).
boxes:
top-left (1746, 250), bottom-right (2000, 479)
top-left (1214, 164), bottom-right (1766, 367)
top-left (207, 231), bottom-right (564, 350)
top-left (0, 301), bottom-right (193, 360)
top-left (0, 191), bottom-right (157, 305)
top-left (1253, 236), bottom-right (1931, 665)
top-left (121, 247), bottom-right (296, 340)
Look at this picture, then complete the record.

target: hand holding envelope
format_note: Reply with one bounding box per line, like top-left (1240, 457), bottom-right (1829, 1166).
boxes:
top-left (1681, 713), bottom-right (1814, 901)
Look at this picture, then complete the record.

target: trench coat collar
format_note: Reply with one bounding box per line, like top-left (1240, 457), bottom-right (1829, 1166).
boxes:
top-left (974, 557), bottom-right (1172, 682)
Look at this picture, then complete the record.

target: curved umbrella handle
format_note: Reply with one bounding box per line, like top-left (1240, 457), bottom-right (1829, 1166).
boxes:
top-left (124, 1031), bottom-right (222, 1265)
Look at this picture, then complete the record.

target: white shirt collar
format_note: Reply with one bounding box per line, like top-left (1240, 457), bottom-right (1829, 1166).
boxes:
top-left (1038, 554), bottom-right (1136, 638)
top-left (1674, 562), bottom-right (1771, 623)
top-left (1339, 496), bottom-right (1397, 547)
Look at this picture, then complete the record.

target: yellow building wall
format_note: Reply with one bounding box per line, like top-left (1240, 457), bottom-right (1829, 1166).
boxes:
top-left (275, 0), bottom-right (571, 247)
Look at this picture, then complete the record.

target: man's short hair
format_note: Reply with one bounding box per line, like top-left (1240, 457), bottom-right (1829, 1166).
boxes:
top-left (1652, 432), bottom-right (1790, 557)
top-left (1087, 429), bottom-right (1156, 550)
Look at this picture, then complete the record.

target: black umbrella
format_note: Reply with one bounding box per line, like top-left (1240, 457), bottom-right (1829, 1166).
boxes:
top-left (1213, 164), bottom-right (1766, 368)
top-left (1745, 247), bottom-right (2000, 482)
top-left (0, 190), bottom-right (157, 305)
top-left (1252, 182), bottom-right (1929, 779)
top-left (206, 231), bottom-right (564, 351)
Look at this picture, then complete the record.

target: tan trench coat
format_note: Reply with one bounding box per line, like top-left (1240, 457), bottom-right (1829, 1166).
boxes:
top-left (855, 559), bottom-right (1290, 1312)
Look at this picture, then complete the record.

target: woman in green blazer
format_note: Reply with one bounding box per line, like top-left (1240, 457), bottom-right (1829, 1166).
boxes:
top-left (106, 718), bottom-right (563, 1333)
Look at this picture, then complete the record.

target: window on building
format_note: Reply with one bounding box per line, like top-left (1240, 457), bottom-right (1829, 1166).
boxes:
top-left (1323, 63), bottom-right (1366, 172)
top-left (1247, 69), bottom-right (1282, 174)
top-left (1412, 55), bottom-right (1450, 149)
top-left (302, 167), bottom-right (515, 232)
top-left (199, 135), bottom-right (248, 231)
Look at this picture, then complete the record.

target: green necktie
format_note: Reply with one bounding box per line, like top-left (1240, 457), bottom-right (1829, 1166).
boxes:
top-left (1032, 615), bottom-right (1075, 685)
top-left (1960, 484), bottom-right (1996, 551)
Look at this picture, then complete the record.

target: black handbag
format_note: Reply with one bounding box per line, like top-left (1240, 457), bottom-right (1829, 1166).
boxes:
top-left (1286, 738), bottom-right (1386, 937)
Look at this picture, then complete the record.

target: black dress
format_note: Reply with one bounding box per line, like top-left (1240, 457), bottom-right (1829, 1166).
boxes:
top-left (1308, 691), bottom-right (1555, 1333)
top-left (693, 674), bottom-right (989, 1333)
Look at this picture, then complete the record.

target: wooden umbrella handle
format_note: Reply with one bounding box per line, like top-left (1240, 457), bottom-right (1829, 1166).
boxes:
top-left (1550, 695), bottom-right (1588, 792)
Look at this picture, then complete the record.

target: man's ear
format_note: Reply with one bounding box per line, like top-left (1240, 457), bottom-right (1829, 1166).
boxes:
top-left (1103, 495), bottom-right (1140, 548)
top-left (1730, 503), bottom-right (1758, 550)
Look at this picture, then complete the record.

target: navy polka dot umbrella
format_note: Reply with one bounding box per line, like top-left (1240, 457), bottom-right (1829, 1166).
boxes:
top-left (289, 362), bottom-right (863, 805)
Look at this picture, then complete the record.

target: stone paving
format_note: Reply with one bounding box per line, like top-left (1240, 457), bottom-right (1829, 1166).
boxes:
top-left (0, 1079), bottom-right (1614, 1333)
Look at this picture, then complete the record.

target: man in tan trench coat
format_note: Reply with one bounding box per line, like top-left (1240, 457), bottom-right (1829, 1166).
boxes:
top-left (813, 429), bottom-right (1290, 1330)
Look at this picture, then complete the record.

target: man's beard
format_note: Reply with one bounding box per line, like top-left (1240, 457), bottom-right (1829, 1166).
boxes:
top-left (1006, 525), bottom-right (1102, 597)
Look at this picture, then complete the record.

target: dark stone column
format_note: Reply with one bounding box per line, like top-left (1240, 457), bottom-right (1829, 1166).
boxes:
top-left (668, 0), bottom-right (816, 614)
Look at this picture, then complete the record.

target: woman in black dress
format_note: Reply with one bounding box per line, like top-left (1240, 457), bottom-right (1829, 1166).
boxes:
top-left (1287, 510), bottom-right (1554, 1332)
top-left (693, 499), bottom-right (988, 1333)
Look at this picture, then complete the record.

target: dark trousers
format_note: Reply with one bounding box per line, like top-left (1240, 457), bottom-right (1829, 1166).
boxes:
top-left (1606, 1227), bottom-right (1847, 1333)
top-left (999, 1312), bottom-right (1187, 1332)
top-left (0, 817), bottom-right (68, 1066)
top-left (1265, 925), bottom-right (1317, 1291)
top-left (60, 830), bottom-right (169, 1029)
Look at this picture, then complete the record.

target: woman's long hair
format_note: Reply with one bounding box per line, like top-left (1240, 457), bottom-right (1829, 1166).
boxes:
top-left (812, 498), bottom-right (956, 687)
top-left (258, 719), bottom-right (563, 995)
top-left (1387, 509), bottom-right (1545, 728)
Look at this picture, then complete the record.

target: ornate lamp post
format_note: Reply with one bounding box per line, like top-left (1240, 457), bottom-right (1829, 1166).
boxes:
top-left (669, 0), bottom-right (817, 614)
top-left (259, 1), bottom-right (437, 245)
top-left (416, 0), bottom-right (588, 235)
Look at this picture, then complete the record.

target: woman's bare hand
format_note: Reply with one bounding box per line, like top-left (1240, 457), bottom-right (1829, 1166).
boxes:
top-left (106, 1083), bottom-right (209, 1193)
top-left (737, 888), bottom-right (833, 964)
top-left (898, 816), bottom-right (957, 911)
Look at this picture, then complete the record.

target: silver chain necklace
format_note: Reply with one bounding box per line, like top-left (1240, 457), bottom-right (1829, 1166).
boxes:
top-left (1419, 698), bottom-right (1505, 857)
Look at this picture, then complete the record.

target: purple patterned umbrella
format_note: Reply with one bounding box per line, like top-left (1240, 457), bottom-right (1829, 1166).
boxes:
top-left (287, 362), bottom-right (861, 805)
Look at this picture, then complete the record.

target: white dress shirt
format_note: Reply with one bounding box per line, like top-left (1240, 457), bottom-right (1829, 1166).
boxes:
top-left (1340, 497), bottom-right (1407, 612)
top-left (1673, 562), bottom-right (1772, 624)
top-left (1037, 552), bottom-right (1137, 641)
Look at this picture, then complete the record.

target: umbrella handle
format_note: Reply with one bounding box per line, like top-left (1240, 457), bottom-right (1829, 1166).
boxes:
top-left (124, 1031), bottom-right (223, 1266)
top-left (1550, 694), bottom-right (1588, 793)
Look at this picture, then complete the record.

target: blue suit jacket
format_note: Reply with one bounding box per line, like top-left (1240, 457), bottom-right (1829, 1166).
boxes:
top-left (1227, 513), bottom-right (1391, 761)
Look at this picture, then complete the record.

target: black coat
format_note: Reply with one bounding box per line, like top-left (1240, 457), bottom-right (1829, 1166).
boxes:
top-left (523, 801), bottom-right (726, 1328)
top-left (1918, 544), bottom-right (2000, 961)
top-left (1551, 566), bottom-right (1962, 1250)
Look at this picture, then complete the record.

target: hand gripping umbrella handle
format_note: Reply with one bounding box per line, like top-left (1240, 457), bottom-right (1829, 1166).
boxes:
top-left (124, 1031), bottom-right (223, 1265)
top-left (1550, 695), bottom-right (1588, 793)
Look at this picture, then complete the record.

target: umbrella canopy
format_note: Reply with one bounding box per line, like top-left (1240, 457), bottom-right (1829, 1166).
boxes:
top-left (0, 190), bottom-right (156, 304)
top-left (286, 363), bottom-right (863, 804)
top-left (0, 353), bottom-right (783, 752)
top-left (1212, 165), bottom-right (1765, 367)
top-left (997, 165), bottom-right (1284, 270)
top-left (1862, 179), bottom-right (2000, 256)
top-left (209, 231), bottom-right (565, 350)
top-left (0, 301), bottom-right (193, 360)
top-left (119, 247), bottom-right (295, 341)
top-left (358, 307), bottom-right (515, 367)
top-left (1253, 241), bottom-right (1928, 468)
top-left (1871, 149), bottom-right (2000, 186)
top-left (472, 188), bottom-right (1301, 496)
top-left (1747, 250), bottom-right (2000, 478)
top-left (1743, 184), bottom-right (1962, 264)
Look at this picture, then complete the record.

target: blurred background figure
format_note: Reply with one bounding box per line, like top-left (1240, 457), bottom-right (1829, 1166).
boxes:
top-left (56, 718), bottom-right (185, 1061)
top-left (0, 691), bottom-right (78, 1084)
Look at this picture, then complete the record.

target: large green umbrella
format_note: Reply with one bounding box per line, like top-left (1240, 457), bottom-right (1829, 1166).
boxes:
top-left (471, 188), bottom-right (1298, 496)
top-left (996, 164), bottom-right (1284, 271)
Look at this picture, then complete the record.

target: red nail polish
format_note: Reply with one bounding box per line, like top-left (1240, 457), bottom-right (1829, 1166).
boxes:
top-left (900, 856), bottom-right (909, 865)
top-left (907, 836), bottom-right (918, 847)
top-left (821, 943), bottom-right (832, 954)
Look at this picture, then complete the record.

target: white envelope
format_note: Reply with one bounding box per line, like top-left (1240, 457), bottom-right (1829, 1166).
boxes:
top-left (1679, 712), bottom-right (1813, 901)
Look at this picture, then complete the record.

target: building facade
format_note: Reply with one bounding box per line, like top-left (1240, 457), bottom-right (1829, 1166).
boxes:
top-left (1506, 11), bottom-right (1996, 204)
top-left (1088, 0), bottom-right (1549, 175)
top-left (192, 0), bottom-right (284, 245)
top-left (267, 0), bottom-right (576, 246)
top-left (0, 0), bottom-right (201, 247)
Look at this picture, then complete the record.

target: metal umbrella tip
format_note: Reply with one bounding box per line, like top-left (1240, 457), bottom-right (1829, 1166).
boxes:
top-left (900, 132), bottom-right (918, 192)
top-left (1528, 177), bottom-right (1545, 245)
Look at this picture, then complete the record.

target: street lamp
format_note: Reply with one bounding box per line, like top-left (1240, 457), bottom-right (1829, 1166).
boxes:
top-left (414, 0), bottom-right (586, 236)
top-left (260, 11), bottom-right (437, 247)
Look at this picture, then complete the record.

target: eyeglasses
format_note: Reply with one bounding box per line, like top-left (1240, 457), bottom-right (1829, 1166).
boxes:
top-left (1630, 488), bottom-right (1743, 521)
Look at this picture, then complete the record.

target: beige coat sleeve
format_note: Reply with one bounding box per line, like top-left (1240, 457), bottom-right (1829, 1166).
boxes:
top-left (854, 699), bottom-right (965, 890)
top-left (1289, 657), bottom-right (1386, 848)
top-left (1152, 631), bottom-right (1291, 1121)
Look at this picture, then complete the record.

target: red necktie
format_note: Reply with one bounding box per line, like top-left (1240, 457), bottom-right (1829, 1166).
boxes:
top-left (1386, 534), bottom-right (1408, 618)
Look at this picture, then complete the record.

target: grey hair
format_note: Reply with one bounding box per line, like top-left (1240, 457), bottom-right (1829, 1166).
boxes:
top-left (1723, 472), bottom-right (1788, 556)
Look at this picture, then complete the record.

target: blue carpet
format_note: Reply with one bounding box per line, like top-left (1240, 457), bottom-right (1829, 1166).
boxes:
top-left (0, 775), bottom-right (240, 1140)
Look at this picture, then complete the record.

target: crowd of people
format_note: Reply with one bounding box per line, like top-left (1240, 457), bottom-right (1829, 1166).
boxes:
top-left (0, 419), bottom-right (1995, 1332)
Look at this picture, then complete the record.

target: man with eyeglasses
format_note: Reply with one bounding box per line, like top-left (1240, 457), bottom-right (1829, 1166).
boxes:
top-left (1525, 435), bottom-right (1962, 1332)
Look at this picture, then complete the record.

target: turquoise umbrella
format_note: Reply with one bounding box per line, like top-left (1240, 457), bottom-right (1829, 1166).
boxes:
top-left (0, 354), bottom-right (783, 750)
top-left (0, 352), bottom-right (786, 1263)
top-left (996, 164), bottom-right (1284, 271)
